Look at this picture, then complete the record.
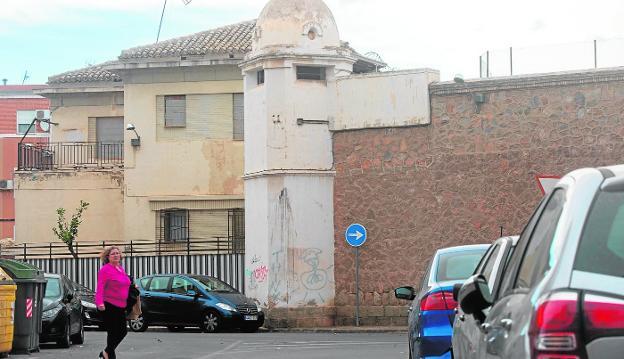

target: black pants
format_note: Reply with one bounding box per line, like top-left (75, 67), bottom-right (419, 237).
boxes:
top-left (103, 302), bottom-right (127, 359)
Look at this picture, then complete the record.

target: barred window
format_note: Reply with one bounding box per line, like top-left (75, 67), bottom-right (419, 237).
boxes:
top-left (158, 209), bottom-right (189, 242)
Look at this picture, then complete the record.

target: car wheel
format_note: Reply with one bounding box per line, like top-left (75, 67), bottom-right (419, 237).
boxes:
top-left (57, 322), bottom-right (71, 348)
top-left (167, 325), bottom-right (185, 332)
top-left (128, 314), bottom-right (148, 332)
top-left (201, 310), bottom-right (221, 333)
top-left (71, 319), bottom-right (84, 345)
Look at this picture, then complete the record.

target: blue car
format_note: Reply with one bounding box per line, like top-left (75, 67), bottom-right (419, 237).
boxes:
top-left (395, 244), bottom-right (489, 359)
top-left (129, 274), bottom-right (264, 333)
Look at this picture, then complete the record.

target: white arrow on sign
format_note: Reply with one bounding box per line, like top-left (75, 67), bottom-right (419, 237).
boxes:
top-left (348, 230), bottom-right (364, 241)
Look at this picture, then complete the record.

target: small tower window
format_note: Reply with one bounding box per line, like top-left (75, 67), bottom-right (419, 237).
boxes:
top-left (296, 66), bottom-right (326, 81)
top-left (257, 70), bottom-right (265, 85)
top-left (307, 29), bottom-right (317, 40)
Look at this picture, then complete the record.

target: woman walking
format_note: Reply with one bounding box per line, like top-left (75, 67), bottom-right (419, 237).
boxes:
top-left (95, 246), bottom-right (130, 359)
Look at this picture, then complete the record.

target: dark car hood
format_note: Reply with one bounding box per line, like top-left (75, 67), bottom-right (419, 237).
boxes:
top-left (210, 292), bottom-right (255, 306)
top-left (43, 297), bottom-right (61, 311)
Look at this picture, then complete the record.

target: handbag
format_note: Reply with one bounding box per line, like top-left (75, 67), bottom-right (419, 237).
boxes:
top-left (126, 276), bottom-right (142, 319)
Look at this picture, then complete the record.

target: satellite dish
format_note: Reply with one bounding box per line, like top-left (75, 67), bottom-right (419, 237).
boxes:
top-left (38, 120), bottom-right (50, 132)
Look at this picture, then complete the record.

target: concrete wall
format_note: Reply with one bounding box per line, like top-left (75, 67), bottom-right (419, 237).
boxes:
top-left (334, 69), bottom-right (439, 131)
top-left (332, 68), bottom-right (624, 326)
top-left (48, 92), bottom-right (123, 142)
top-left (14, 170), bottom-right (124, 244)
top-left (123, 74), bottom-right (245, 241)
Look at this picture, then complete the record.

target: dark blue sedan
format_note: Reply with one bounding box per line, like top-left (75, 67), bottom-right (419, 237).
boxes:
top-left (129, 274), bottom-right (264, 333)
top-left (395, 244), bottom-right (489, 359)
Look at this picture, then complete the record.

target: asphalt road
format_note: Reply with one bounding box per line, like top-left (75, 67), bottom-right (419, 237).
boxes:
top-left (21, 330), bottom-right (408, 359)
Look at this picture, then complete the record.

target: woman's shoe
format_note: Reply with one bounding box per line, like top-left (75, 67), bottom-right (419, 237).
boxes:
top-left (98, 352), bottom-right (104, 358)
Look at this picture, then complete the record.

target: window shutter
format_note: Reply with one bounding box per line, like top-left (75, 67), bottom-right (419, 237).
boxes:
top-left (233, 94), bottom-right (244, 140)
top-left (165, 95), bottom-right (186, 127)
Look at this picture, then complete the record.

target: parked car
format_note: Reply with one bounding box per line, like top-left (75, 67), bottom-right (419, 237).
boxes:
top-left (41, 273), bottom-right (85, 347)
top-left (70, 281), bottom-right (103, 328)
top-left (452, 236), bottom-right (518, 358)
top-left (456, 164), bottom-right (624, 359)
top-left (394, 244), bottom-right (489, 359)
top-left (129, 274), bottom-right (264, 333)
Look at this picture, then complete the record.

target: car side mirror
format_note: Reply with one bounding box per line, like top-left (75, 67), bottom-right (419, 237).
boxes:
top-left (186, 290), bottom-right (199, 298)
top-left (452, 283), bottom-right (462, 302)
top-left (458, 274), bottom-right (492, 322)
top-left (65, 292), bottom-right (74, 302)
top-left (394, 286), bottom-right (416, 301)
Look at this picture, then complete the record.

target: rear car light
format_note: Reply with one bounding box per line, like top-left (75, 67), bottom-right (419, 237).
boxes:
top-left (584, 294), bottom-right (624, 330)
top-left (530, 291), bottom-right (581, 359)
top-left (420, 290), bottom-right (456, 311)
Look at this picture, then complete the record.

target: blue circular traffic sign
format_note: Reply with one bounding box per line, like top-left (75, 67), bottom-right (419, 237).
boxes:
top-left (345, 223), bottom-right (367, 247)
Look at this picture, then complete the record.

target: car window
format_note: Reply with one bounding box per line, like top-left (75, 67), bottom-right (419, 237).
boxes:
top-left (419, 259), bottom-right (431, 290)
top-left (435, 250), bottom-right (486, 282)
top-left (480, 244), bottom-right (501, 287)
top-left (515, 189), bottom-right (565, 289)
top-left (171, 277), bottom-right (195, 295)
top-left (45, 278), bottom-right (61, 298)
top-left (193, 276), bottom-right (237, 293)
top-left (474, 244), bottom-right (497, 275)
top-left (498, 197), bottom-right (547, 296)
top-left (139, 277), bottom-right (150, 289)
top-left (574, 190), bottom-right (624, 277)
top-left (148, 276), bottom-right (171, 292)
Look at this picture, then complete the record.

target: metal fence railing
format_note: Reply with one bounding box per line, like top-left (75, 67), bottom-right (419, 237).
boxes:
top-left (480, 38), bottom-right (624, 78)
top-left (0, 238), bottom-right (246, 292)
top-left (17, 142), bottom-right (124, 170)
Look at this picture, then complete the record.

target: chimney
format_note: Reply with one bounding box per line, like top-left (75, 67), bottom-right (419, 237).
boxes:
top-left (1, 79), bottom-right (6, 86)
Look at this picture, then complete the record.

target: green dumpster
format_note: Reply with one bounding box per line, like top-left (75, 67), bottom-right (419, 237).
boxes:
top-left (0, 260), bottom-right (46, 354)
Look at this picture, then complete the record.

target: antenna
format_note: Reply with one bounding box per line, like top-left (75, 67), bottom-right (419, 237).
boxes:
top-left (21, 71), bottom-right (29, 85)
top-left (156, 0), bottom-right (193, 43)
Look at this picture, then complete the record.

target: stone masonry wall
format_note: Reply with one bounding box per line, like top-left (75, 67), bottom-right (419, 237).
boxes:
top-left (333, 70), bottom-right (624, 326)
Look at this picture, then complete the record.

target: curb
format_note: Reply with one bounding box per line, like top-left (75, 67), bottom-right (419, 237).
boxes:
top-left (263, 327), bottom-right (407, 333)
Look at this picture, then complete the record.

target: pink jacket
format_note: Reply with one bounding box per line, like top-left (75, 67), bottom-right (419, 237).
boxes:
top-left (95, 263), bottom-right (130, 308)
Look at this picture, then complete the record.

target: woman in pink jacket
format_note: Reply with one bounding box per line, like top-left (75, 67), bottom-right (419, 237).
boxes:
top-left (95, 246), bottom-right (130, 359)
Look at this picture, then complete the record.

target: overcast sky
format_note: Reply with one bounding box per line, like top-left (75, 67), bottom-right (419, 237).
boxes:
top-left (2, 0), bottom-right (624, 84)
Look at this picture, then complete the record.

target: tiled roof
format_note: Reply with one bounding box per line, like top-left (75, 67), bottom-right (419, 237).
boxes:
top-left (119, 20), bottom-right (256, 60)
top-left (48, 62), bottom-right (122, 85)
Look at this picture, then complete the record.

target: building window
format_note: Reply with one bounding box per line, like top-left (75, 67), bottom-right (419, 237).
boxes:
top-left (228, 209), bottom-right (245, 253)
top-left (296, 66), bottom-right (326, 81)
top-left (16, 110), bottom-right (49, 135)
top-left (233, 94), bottom-right (244, 140)
top-left (164, 95), bottom-right (186, 127)
top-left (257, 70), bottom-right (264, 85)
top-left (158, 209), bottom-right (189, 242)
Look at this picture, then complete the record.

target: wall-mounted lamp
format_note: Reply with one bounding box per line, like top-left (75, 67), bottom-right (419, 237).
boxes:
top-left (473, 93), bottom-right (486, 114)
top-left (126, 123), bottom-right (141, 147)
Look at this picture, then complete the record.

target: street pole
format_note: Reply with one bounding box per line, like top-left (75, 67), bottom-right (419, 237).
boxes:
top-left (355, 246), bottom-right (360, 327)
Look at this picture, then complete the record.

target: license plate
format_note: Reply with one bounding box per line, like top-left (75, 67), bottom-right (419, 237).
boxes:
top-left (244, 315), bottom-right (258, 321)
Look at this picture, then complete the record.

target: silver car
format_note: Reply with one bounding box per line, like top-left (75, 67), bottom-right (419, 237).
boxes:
top-left (455, 165), bottom-right (624, 359)
top-left (452, 235), bottom-right (518, 358)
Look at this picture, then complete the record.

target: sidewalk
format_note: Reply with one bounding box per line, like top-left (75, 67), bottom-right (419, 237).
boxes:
top-left (265, 326), bottom-right (407, 333)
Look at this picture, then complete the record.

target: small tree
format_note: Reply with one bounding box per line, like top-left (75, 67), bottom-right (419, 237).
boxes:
top-left (52, 200), bottom-right (89, 259)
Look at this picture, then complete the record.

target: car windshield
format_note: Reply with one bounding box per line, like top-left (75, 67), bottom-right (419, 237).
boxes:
top-left (436, 249), bottom-right (487, 282)
top-left (574, 190), bottom-right (624, 277)
top-left (45, 278), bottom-right (61, 299)
top-left (193, 276), bottom-right (237, 293)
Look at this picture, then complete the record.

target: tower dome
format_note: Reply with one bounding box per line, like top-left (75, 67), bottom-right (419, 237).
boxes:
top-left (252, 0), bottom-right (340, 54)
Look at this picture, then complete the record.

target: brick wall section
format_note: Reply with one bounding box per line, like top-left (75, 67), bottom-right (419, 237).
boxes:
top-left (333, 71), bottom-right (624, 325)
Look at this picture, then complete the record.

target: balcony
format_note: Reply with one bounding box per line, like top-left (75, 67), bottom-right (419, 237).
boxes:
top-left (17, 142), bottom-right (124, 171)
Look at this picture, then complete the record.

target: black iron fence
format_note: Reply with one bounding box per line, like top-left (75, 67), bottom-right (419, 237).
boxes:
top-left (17, 142), bottom-right (124, 170)
top-left (0, 238), bottom-right (246, 292)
